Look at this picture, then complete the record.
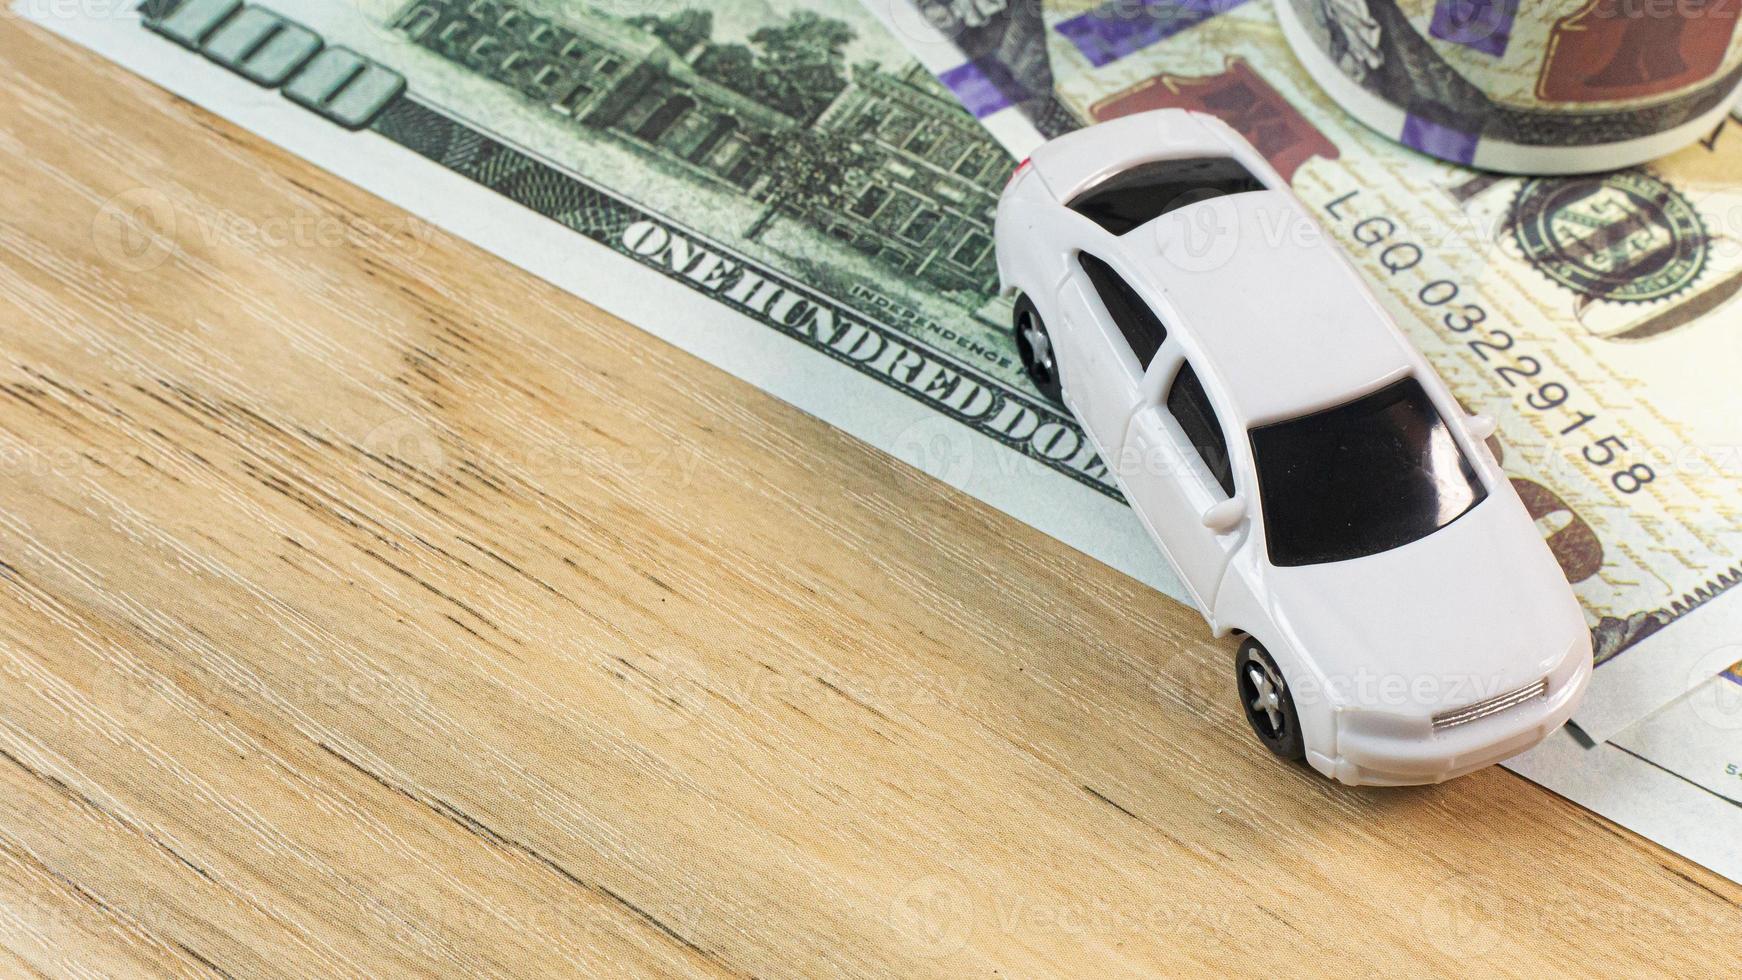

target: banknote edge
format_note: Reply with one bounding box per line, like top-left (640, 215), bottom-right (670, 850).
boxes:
top-left (10, 0), bottom-right (1187, 597)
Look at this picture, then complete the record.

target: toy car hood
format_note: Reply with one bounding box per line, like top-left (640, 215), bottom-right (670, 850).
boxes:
top-left (1260, 490), bottom-right (1590, 718)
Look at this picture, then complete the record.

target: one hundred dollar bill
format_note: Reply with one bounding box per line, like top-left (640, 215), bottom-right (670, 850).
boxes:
top-left (1610, 666), bottom-right (1742, 810)
top-left (27, 0), bottom-right (1198, 600)
top-left (873, 0), bottom-right (1742, 742)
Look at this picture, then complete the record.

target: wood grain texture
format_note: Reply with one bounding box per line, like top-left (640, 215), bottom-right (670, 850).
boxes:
top-left (0, 16), bottom-right (1737, 978)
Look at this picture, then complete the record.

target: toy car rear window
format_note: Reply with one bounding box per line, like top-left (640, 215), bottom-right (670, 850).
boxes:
top-left (1249, 378), bottom-right (1487, 567)
top-left (1066, 157), bottom-right (1265, 235)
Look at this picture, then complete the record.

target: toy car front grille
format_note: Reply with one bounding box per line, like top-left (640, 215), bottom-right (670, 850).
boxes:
top-left (1432, 678), bottom-right (1549, 732)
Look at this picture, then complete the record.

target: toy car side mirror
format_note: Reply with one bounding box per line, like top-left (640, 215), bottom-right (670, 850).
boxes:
top-left (1465, 413), bottom-right (1498, 440)
top-left (1201, 495), bottom-right (1247, 533)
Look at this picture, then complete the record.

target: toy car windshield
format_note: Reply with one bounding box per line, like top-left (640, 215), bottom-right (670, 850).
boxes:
top-left (1249, 378), bottom-right (1487, 567)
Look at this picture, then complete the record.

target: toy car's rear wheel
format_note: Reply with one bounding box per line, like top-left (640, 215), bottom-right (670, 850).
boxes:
top-left (1013, 294), bottom-right (1062, 405)
top-left (1235, 638), bottom-right (1305, 760)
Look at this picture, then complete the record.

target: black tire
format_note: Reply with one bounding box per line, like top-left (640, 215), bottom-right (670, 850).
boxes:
top-left (1013, 294), bottom-right (1062, 405)
top-left (1235, 638), bottom-right (1305, 761)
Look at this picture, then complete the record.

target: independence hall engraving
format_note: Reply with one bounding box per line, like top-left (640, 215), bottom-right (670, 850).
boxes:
top-left (392, 0), bottom-right (1006, 293)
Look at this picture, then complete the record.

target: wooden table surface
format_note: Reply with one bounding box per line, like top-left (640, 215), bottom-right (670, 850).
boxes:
top-left (1, 16), bottom-right (1738, 978)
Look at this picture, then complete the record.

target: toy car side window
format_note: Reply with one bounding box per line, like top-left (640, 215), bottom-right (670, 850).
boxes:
top-left (1077, 252), bottom-right (1167, 368)
top-left (1165, 362), bottom-right (1235, 498)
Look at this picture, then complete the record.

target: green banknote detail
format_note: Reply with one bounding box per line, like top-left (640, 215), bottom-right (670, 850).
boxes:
top-left (140, 0), bottom-right (1130, 499)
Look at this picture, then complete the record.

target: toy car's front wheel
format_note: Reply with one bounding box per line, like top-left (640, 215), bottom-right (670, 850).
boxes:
top-left (1012, 294), bottom-right (1063, 405)
top-left (1235, 639), bottom-right (1305, 761)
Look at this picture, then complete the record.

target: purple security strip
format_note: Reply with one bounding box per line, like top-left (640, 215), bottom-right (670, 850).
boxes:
top-left (1401, 114), bottom-right (1479, 165)
top-left (938, 57), bottom-right (1030, 118)
top-left (1428, 0), bottom-right (1519, 57)
top-left (1055, 0), bottom-right (1252, 69)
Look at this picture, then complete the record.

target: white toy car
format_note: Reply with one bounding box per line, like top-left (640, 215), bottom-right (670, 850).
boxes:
top-left (995, 109), bottom-right (1592, 786)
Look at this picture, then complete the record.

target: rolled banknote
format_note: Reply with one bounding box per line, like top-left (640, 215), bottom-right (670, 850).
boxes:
top-left (1276, 0), bottom-right (1742, 173)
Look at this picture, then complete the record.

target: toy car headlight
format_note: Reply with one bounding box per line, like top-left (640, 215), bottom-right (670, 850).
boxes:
top-left (1334, 706), bottom-right (1433, 740)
